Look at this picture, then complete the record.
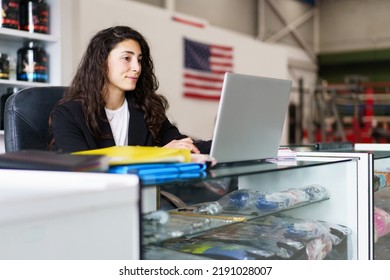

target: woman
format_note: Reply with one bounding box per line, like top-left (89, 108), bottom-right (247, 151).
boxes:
top-left (49, 26), bottom-right (211, 154)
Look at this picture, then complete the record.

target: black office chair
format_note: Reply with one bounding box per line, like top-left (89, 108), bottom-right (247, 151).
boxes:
top-left (3, 86), bottom-right (186, 208)
top-left (4, 86), bottom-right (66, 152)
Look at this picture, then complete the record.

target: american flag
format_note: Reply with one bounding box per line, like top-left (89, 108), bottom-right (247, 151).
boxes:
top-left (183, 38), bottom-right (234, 100)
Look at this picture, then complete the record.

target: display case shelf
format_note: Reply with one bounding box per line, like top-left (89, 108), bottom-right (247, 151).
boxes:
top-left (143, 197), bottom-right (330, 246)
top-left (141, 158), bottom-right (367, 260)
top-left (0, 0), bottom-right (62, 90)
top-left (0, 78), bottom-right (55, 88)
top-left (0, 27), bottom-right (58, 43)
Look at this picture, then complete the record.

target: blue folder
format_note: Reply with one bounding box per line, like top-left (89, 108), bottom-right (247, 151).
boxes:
top-left (108, 162), bottom-right (207, 184)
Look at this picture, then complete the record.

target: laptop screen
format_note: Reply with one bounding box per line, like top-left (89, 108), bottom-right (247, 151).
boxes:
top-left (209, 72), bottom-right (292, 164)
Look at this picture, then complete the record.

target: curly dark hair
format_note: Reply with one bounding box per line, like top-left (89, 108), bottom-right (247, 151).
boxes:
top-left (57, 25), bottom-right (168, 142)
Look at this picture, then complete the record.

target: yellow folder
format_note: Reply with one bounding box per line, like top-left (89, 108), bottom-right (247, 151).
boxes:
top-left (73, 146), bottom-right (191, 166)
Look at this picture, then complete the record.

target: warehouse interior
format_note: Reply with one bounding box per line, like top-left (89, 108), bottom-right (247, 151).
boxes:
top-left (132, 0), bottom-right (390, 145)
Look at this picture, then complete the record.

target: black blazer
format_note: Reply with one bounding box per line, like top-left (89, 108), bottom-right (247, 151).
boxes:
top-left (49, 98), bottom-right (211, 154)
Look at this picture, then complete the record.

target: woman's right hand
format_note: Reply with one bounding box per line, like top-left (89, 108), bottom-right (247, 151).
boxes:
top-left (164, 137), bottom-right (200, 154)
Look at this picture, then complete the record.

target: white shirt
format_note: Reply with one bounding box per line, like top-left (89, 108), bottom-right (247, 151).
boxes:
top-left (105, 99), bottom-right (129, 146)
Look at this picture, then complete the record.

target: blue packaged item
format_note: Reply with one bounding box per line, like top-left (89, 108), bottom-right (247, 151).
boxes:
top-left (256, 192), bottom-right (293, 210)
top-left (217, 189), bottom-right (261, 211)
top-left (284, 221), bottom-right (327, 241)
top-left (109, 162), bottom-right (207, 184)
top-left (227, 190), bottom-right (250, 209)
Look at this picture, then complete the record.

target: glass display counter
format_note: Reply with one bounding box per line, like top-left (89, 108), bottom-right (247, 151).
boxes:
top-left (296, 145), bottom-right (390, 260)
top-left (141, 157), bottom-right (371, 260)
top-left (363, 149), bottom-right (390, 259)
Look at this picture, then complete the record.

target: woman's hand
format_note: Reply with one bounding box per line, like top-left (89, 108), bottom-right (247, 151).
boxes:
top-left (164, 137), bottom-right (200, 154)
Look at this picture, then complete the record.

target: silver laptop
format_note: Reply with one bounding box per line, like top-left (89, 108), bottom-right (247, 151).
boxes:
top-left (209, 72), bottom-right (292, 165)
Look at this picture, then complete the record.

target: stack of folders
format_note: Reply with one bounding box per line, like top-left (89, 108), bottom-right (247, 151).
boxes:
top-left (109, 162), bottom-right (207, 184)
top-left (73, 145), bottom-right (192, 165)
top-left (0, 150), bottom-right (110, 172)
top-left (74, 146), bottom-right (208, 184)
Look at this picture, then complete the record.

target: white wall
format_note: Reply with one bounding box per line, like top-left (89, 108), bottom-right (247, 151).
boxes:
top-left (66, 0), bottom-right (315, 144)
top-left (174, 0), bottom-right (258, 37)
top-left (319, 0), bottom-right (390, 53)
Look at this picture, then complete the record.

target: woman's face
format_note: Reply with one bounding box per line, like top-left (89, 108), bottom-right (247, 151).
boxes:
top-left (107, 39), bottom-right (142, 94)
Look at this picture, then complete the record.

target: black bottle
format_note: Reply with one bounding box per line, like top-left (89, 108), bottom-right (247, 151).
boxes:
top-left (0, 53), bottom-right (10, 80)
top-left (19, 0), bottom-right (49, 34)
top-left (17, 40), bottom-right (48, 83)
top-left (0, 0), bottom-right (20, 29)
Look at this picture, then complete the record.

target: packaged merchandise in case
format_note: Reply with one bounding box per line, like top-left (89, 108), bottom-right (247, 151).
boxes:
top-left (162, 239), bottom-right (278, 260)
top-left (374, 170), bottom-right (390, 192)
top-left (142, 210), bottom-right (239, 244)
top-left (187, 184), bottom-right (329, 215)
top-left (159, 214), bottom-right (351, 260)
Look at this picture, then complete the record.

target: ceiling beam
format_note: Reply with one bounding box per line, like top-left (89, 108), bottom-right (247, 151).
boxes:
top-left (265, 0), bottom-right (318, 63)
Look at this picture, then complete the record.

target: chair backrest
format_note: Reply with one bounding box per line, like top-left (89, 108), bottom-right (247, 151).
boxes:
top-left (4, 86), bottom-right (67, 152)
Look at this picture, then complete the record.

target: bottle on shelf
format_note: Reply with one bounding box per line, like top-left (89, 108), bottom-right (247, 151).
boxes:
top-left (19, 0), bottom-right (50, 34)
top-left (16, 40), bottom-right (48, 83)
top-left (0, 0), bottom-right (20, 30)
top-left (0, 53), bottom-right (10, 80)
